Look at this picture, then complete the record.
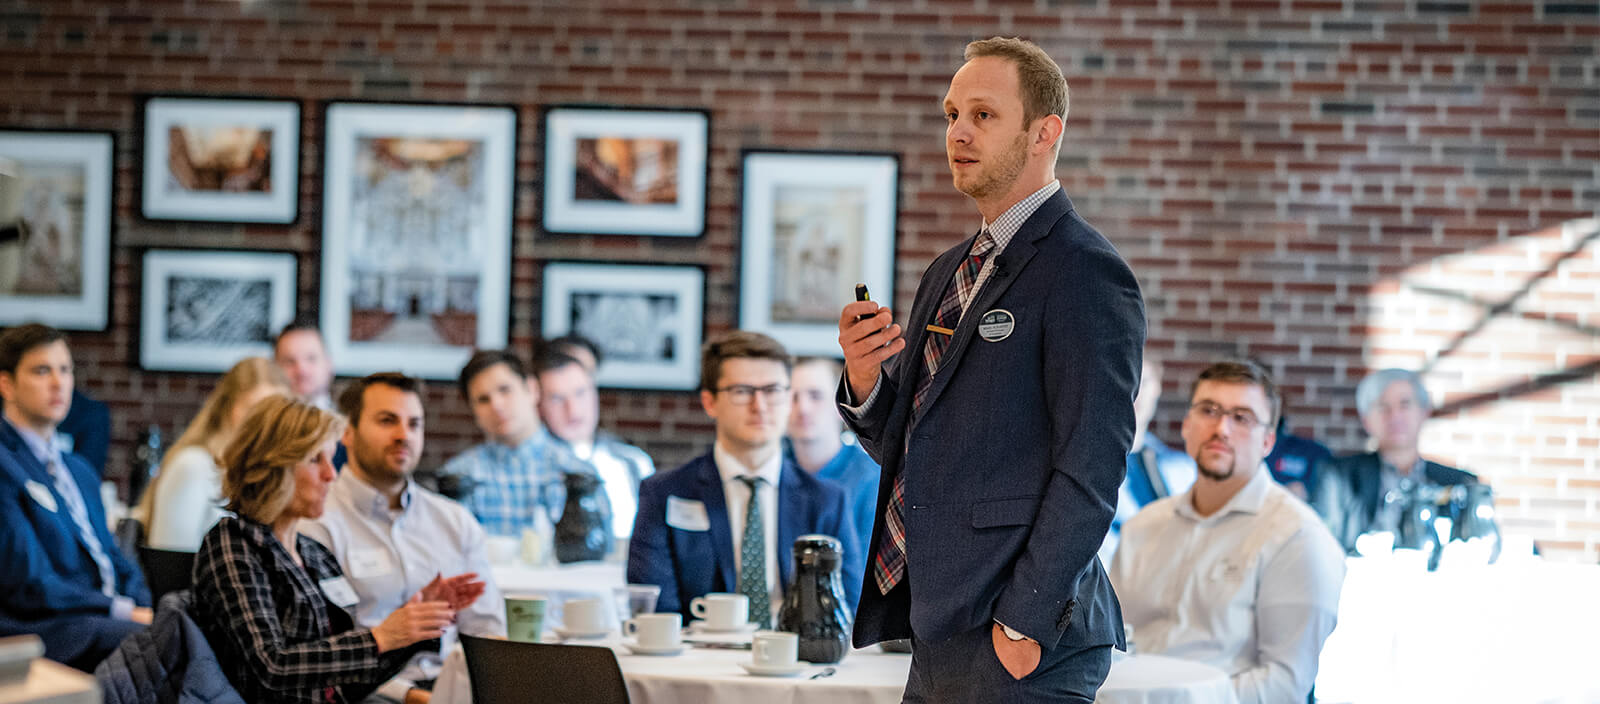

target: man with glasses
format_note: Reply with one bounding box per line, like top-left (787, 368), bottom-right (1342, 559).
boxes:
top-left (1108, 360), bottom-right (1345, 704)
top-left (628, 331), bottom-right (862, 623)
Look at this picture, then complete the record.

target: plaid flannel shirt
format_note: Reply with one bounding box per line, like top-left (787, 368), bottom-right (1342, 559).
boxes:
top-left (192, 516), bottom-right (413, 704)
top-left (439, 427), bottom-right (594, 537)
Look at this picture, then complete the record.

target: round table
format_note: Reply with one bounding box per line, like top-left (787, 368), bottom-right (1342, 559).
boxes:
top-left (491, 561), bottom-right (628, 631)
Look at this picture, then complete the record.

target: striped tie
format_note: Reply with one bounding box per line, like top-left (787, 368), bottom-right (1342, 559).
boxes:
top-left (874, 230), bottom-right (996, 595)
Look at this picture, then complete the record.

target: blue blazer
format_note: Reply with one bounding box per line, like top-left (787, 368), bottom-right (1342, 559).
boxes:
top-left (841, 189), bottom-right (1144, 651)
top-left (0, 420), bottom-right (151, 623)
top-left (627, 451), bottom-right (863, 618)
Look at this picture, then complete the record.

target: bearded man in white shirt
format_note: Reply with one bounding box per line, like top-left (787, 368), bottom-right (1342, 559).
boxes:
top-left (1109, 360), bottom-right (1345, 704)
top-left (300, 373), bottom-right (505, 704)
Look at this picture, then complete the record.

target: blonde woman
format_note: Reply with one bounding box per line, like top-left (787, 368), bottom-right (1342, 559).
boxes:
top-left (191, 396), bottom-right (481, 704)
top-left (137, 357), bottom-right (288, 550)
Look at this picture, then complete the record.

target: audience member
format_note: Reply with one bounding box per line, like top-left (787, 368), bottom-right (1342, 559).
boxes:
top-left (440, 350), bottom-right (590, 538)
top-left (0, 324), bottom-right (151, 671)
top-left (1113, 354), bottom-right (1197, 532)
top-left (1312, 368), bottom-right (1487, 554)
top-left (535, 349), bottom-right (654, 541)
top-left (1265, 414), bottom-right (1333, 500)
top-left (301, 373), bottom-right (502, 704)
top-left (785, 356), bottom-right (878, 580)
top-left (1110, 360), bottom-right (1344, 704)
top-left (136, 356), bottom-right (289, 550)
top-left (628, 331), bottom-right (861, 624)
top-left (542, 334), bottom-right (602, 375)
top-left (192, 395), bottom-right (473, 704)
top-left (274, 319), bottom-right (336, 411)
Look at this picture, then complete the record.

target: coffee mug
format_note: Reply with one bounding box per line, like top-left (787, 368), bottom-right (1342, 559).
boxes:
top-left (751, 630), bottom-right (799, 668)
top-left (563, 597), bottom-right (608, 634)
top-left (504, 594), bottom-right (547, 643)
top-left (624, 612), bottom-right (682, 649)
top-left (689, 592), bottom-right (748, 630)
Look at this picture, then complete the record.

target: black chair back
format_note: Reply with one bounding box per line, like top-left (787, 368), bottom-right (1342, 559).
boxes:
top-left (458, 634), bottom-right (630, 704)
top-left (138, 546), bottom-right (197, 605)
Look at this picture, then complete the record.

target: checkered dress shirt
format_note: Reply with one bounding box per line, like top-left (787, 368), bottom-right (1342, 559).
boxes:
top-left (192, 516), bottom-right (413, 704)
top-left (440, 427), bottom-right (594, 537)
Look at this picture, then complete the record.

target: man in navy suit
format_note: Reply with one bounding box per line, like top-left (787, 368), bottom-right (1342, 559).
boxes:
top-left (837, 38), bottom-right (1144, 701)
top-left (629, 331), bottom-right (861, 625)
top-left (0, 324), bottom-right (151, 671)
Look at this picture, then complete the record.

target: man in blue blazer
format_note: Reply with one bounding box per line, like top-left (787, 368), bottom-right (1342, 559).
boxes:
top-left (629, 331), bottom-right (861, 625)
top-left (0, 324), bottom-right (151, 671)
top-left (837, 38), bottom-right (1144, 701)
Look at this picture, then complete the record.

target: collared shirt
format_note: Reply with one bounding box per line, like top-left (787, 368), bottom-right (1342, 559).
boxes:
top-left (712, 442), bottom-right (783, 611)
top-left (440, 427), bottom-right (591, 537)
top-left (1109, 467), bottom-right (1347, 704)
top-left (300, 470), bottom-right (506, 702)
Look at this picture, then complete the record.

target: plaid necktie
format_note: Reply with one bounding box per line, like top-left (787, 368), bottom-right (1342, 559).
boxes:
top-left (874, 230), bottom-right (996, 595)
top-left (44, 454), bottom-right (117, 598)
top-left (736, 476), bottom-right (771, 627)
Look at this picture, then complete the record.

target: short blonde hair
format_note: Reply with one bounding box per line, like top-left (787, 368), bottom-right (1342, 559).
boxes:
top-left (964, 37), bottom-right (1070, 127)
top-left (220, 395), bottom-right (344, 525)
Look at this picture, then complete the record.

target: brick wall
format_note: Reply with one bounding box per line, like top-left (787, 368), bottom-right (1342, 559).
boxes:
top-left (3, 0), bottom-right (1596, 559)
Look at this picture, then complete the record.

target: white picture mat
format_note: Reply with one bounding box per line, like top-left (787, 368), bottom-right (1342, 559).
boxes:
top-left (541, 263), bottom-right (704, 390)
top-left (139, 249), bottom-right (297, 372)
top-left (141, 97), bottom-right (300, 223)
top-left (739, 152), bottom-right (897, 357)
top-left (320, 102), bottom-right (514, 379)
top-left (0, 131), bottom-right (112, 330)
top-left (543, 108), bottom-right (707, 236)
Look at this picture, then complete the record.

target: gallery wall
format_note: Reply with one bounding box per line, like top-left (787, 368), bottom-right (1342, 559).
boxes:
top-left (3, 0), bottom-right (1597, 559)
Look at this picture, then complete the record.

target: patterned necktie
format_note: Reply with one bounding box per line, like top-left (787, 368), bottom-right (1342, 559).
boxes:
top-left (736, 476), bottom-right (771, 628)
top-left (44, 454), bottom-right (117, 598)
top-left (874, 230), bottom-right (997, 595)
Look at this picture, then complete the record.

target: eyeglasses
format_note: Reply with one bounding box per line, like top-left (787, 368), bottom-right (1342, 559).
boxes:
top-left (1187, 401), bottom-right (1268, 429)
top-left (715, 384), bottom-right (790, 405)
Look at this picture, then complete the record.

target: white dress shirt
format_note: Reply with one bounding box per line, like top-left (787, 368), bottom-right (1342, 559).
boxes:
top-left (571, 440), bottom-right (642, 541)
top-left (299, 469), bottom-right (506, 702)
top-left (711, 442), bottom-right (783, 612)
top-left (145, 446), bottom-right (224, 551)
top-left (1109, 467), bottom-right (1346, 704)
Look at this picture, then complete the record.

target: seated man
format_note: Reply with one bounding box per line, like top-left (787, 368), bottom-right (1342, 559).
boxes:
top-left (274, 319), bottom-right (336, 410)
top-left (0, 324), bottom-right (152, 671)
top-left (1110, 360), bottom-right (1345, 704)
top-left (629, 332), bottom-right (862, 624)
top-left (785, 356), bottom-right (878, 580)
top-left (535, 349), bottom-right (654, 542)
top-left (1312, 368), bottom-right (1487, 553)
top-left (1115, 353), bottom-right (1198, 530)
top-left (300, 373), bottom-right (504, 704)
top-left (541, 334), bottom-right (602, 376)
top-left (440, 350), bottom-right (590, 538)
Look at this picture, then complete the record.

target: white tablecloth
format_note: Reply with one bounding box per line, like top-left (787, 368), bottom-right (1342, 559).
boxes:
top-left (0, 658), bottom-right (99, 704)
top-left (432, 637), bottom-right (1235, 704)
top-left (491, 561), bottom-right (628, 631)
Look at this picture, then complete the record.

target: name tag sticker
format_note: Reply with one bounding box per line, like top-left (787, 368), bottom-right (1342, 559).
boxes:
top-left (347, 549), bottom-right (394, 580)
top-left (978, 309), bottom-right (1015, 342)
top-left (666, 496), bottom-right (710, 532)
top-left (319, 576), bottom-right (360, 608)
top-left (24, 480), bottom-right (57, 513)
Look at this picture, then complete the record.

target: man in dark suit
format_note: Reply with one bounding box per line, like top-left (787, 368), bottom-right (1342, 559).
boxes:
top-left (0, 324), bottom-right (151, 671)
top-left (629, 331), bottom-right (861, 624)
top-left (837, 37), bottom-right (1145, 702)
top-left (1312, 368), bottom-right (1485, 553)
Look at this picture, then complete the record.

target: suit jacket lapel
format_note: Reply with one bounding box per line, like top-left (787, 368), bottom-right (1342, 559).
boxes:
top-left (1, 422), bottom-right (97, 559)
top-left (698, 458), bottom-right (738, 591)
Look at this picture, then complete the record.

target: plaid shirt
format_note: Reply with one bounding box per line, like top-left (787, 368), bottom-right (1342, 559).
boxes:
top-left (440, 427), bottom-right (594, 537)
top-left (192, 516), bottom-right (413, 704)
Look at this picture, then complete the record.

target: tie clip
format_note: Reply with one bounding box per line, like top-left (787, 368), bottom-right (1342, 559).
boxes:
top-left (925, 324), bottom-right (954, 335)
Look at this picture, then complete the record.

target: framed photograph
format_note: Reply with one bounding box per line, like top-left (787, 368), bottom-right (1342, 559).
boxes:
top-left (320, 102), bottom-right (516, 379)
top-left (541, 105), bottom-right (709, 237)
top-left (738, 150), bottom-right (899, 357)
top-left (140, 95), bottom-right (301, 224)
top-left (138, 249), bottom-right (297, 372)
top-left (0, 130), bottom-right (113, 331)
top-left (541, 262), bottom-right (705, 391)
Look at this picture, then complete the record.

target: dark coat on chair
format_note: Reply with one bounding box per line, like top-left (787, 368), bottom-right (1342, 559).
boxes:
top-left (95, 592), bottom-right (245, 704)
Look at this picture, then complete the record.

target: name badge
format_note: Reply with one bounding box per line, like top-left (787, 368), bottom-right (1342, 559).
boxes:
top-left (319, 576), bottom-right (360, 608)
top-left (666, 496), bottom-right (710, 532)
top-left (978, 309), bottom-right (1015, 342)
top-left (347, 549), bottom-right (394, 580)
top-left (24, 480), bottom-right (58, 513)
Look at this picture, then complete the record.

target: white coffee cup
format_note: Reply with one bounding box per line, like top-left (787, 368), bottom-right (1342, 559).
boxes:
top-left (751, 630), bottom-right (799, 668)
top-left (563, 597), bottom-right (608, 634)
top-left (689, 592), bottom-right (748, 631)
top-left (624, 612), bottom-right (682, 649)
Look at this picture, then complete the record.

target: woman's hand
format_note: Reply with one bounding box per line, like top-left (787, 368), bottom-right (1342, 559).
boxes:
top-left (417, 572), bottom-right (487, 612)
top-left (372, 594), bottom-right (455, 653)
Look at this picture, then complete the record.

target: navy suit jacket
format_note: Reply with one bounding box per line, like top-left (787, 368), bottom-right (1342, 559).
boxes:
top-left (841, 189), bottom-right (1145, 651)
top-left (627, 451), bottom-right (863, 618)
top-left (0, 420), bottom-right (151, 625)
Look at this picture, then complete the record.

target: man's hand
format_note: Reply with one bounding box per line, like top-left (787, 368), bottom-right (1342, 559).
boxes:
top-left (837, 301), bottom-right (904, 401)
top-left (418, 572), bottom-right (487, 612)
top-left (403, 688), bottom-right (432, 704)
top-left (129, 606), bottom-right (153, 625)
top-left (991, 623), bottom-right (1041, 680)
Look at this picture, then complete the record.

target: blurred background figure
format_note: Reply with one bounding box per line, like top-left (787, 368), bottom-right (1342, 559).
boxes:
top-left (535, 348), bottom-right (653, 543)
top-left (784, 356), bottom-right (877, 578)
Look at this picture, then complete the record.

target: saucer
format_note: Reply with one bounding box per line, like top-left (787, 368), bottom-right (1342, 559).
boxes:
top-left (621, 640), bottom-right (684, 656)
top-left (739, 662), bottom-right (807, 677)
top-left (554, 626), bottom-right (611, 639)
top-left (689, 620), bottom-right (759, 634)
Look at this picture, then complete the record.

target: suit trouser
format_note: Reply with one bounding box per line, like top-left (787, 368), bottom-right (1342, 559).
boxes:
top-left (902, 621), bottom-right (1112, 704)
top-left (28, 614), bottom-right (145, 672)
